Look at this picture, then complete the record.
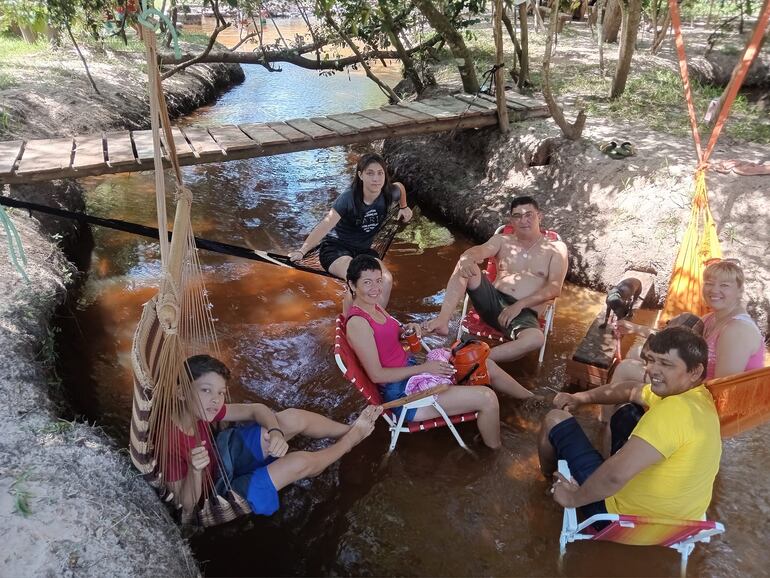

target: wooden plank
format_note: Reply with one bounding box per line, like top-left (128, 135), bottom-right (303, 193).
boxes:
top-left (239, 123), bottom-right (288, 147)
top-left (0, 140), bottom-right (24, 175)
top-left (162, 127), bottom-right (197, 160)
top-left (327, 112), bottom-right (384, 132)
top-left (398, 100), bottom-right (455, 119)
top-left (477, 92), bottom-right (523, 111)
top-left (356, 108), bottom-right (414, 127)
top-left (105, 131), bottom-right (137, 167)
top-left (381, 104), bottom-right (435, 123)
top-left (266, 122), bottom-right (312, 143)
top-left (309, 116), bottom-right (358, 136)
top-left (284, 118), bottom-right (336, 140)
top-left (72, 134), bottom-right (106, 171)
top-left (421, 96), bottom-right (486, 117)
top-left (452, 93), bottom-right (499, 111)
top-left (131, 130), bottom-right (159, 162)
top-left (207, 125), bottom-right (258, 153)
top-left (15, 138), bottom-right (74, 175)
top-left (179, 126), bottom-right (224, 158)
top-left (505, 91), bottom-right (548, 110)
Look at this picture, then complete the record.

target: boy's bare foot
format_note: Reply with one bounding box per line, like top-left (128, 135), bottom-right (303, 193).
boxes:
top-left (345, 405), bottom-right (383, 447)
top-left (422, 317), bottom-right (450, 336)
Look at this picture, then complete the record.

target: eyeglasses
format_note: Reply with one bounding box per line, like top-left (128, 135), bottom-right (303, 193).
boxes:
top-left (510, 210), bottom-right (536, 221)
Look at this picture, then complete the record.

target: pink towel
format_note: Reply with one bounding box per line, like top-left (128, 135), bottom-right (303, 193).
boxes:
top-left (405, 349), bottom-right (453, 395)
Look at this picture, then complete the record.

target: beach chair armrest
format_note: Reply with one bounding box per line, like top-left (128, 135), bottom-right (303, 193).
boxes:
top-left (381, 384), bottom-right (450, 410)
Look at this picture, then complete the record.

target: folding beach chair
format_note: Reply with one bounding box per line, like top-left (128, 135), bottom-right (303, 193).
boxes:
top-left (457, 225), bottom-right (559, 364)
top-left (556, 461), bottom-right (725, 577)
top-left (334, 315), bottom-right (478, 452)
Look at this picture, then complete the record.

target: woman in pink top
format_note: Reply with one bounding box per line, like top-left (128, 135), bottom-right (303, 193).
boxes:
top-left (701, 260), bottom-right (765, 379)
top-left (344, 255), bottom-right (537, 449)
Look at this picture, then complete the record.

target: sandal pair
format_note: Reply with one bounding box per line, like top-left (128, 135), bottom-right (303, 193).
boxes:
top-left (600, 141), bottom-right (636, 159)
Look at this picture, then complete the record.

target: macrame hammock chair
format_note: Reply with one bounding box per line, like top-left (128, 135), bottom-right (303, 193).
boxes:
top-left (128, 26), bottom-right (250, 527)
top-left (660, 0), bottom-right (770, 438)
top-left (127, 18), bottom-right (403, 526)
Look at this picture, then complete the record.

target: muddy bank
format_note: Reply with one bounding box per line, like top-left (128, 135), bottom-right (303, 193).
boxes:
top-left (0, 47), bottom-right (243, 575)
top-left (383, 117), bottom-right (769, 335)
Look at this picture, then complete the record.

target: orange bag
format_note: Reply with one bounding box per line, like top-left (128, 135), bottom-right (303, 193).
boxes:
top-left (450, 339), bottom-right (491, 386)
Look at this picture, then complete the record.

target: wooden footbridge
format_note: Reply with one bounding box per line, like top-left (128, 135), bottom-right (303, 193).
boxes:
top-left (0, 92), bottom-right (548, 184)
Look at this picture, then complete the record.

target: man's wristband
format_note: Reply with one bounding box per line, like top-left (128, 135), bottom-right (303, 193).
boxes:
top-left (267, 427), bottom-right (284, 437)
top-left (399, 205), bottom-right (407, 210)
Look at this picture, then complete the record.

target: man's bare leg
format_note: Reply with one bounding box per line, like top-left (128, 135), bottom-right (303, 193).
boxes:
top-left (423, 262), bottom-right (483, 336)
top-left (488, 327), bottom-right (544, 363)
top-left (266, 406), bottom-right (382, 491)
top-left (377, 259), bottom-right (393, 310)
top-left (487, 360), bottom-right (535, 399)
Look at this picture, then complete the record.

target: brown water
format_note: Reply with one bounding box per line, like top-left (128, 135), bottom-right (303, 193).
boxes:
top-left (56, 19), bottom-right (770, 577)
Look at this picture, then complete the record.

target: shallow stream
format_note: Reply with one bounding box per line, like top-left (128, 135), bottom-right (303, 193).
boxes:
top-left (56, 18), bottom-right (770, 577)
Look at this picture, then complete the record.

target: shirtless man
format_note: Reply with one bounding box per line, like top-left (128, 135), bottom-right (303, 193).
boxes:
top-left (423, 196), bottom-right (568, 363)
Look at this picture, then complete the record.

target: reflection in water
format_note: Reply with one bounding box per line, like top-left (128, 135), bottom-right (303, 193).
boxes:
top-left (57, 21), bottom-right (770, 577)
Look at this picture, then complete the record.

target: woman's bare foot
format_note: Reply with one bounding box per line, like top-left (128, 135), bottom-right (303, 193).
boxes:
top-left (344, 405), bottom-right (383, 447)
top-left (422, 317), bottom-right (450, 336)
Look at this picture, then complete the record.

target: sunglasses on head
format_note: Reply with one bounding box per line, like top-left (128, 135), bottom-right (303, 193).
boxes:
top-left (704, 257), bottom-right (741, 267)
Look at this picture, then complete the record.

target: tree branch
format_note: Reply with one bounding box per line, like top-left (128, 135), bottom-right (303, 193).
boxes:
top-left (158, 35), bottom-right (442, 73)
top-left (161, 22), bottom-right (231, 79)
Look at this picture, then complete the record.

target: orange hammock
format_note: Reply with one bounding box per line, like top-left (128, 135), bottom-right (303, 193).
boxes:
top-left (660, 0), bottom-right (770, 437)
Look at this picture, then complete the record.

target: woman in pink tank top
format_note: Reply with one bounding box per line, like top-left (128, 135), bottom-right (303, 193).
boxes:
top-left (701, 260), bottom-right (765, 380)
top-left (344, 255), bottom-right (538, 449)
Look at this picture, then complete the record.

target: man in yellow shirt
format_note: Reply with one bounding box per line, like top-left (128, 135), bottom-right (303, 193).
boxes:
top-left (539, 326), bottom-right (721, 522)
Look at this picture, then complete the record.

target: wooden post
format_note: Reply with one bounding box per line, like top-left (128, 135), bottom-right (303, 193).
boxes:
top-left (493, 0), bottom-right (509, 132)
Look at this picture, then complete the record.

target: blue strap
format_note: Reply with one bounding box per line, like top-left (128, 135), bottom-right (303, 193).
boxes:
top-left (0, 205), bottom-right (29, 282)
top-left (138, 0), bottom-right (181, 59)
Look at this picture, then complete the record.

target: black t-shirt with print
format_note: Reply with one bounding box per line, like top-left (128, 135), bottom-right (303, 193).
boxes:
top-left (325, 184), bottom-right (400, 250)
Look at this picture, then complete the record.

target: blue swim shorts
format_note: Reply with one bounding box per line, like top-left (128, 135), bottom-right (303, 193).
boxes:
top-left (380, 356), bottom-right (418, 422)
top-left (215, 424), bottom-right (279, 516)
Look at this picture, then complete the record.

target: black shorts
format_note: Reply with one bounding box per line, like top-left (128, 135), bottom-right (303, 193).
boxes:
top-left (318, 239), bottom-right (378, 273)
top-left (467, 274), bottom-right (541, 338)
top-left (548, 404), bottom-right (644, 524)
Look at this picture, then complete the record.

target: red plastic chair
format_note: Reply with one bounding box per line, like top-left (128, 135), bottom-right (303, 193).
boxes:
top-left (557, 461), bottom-right (725, 577)
top-left (457, 225), bottom-right (559, 364)
top-left (334, 315), bottom-right (478, 452)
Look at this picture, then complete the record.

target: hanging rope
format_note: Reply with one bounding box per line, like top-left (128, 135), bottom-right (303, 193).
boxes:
top-left (0, 205), bottom-right (29, 282)
top-left (660, 0), bottom-right (769, 321)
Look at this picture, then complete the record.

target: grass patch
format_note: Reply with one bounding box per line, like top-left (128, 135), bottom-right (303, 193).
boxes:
top-left (0, 33), bottom-right (49, 59)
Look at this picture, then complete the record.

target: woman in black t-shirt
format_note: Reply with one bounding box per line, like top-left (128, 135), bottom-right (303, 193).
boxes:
top-left (289, 153), bottom-right (412, 310)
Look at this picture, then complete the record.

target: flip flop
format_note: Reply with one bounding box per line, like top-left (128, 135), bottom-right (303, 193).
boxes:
top-left (599, 141), bottom-right (618, 155)
top-left (618, 141), bottom-right (636, 157)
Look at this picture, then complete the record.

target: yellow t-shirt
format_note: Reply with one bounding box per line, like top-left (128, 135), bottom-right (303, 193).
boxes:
top-left (605, 384), bottom-right (722, 520)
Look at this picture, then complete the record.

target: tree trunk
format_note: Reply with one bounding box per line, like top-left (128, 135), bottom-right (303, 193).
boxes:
top-left (379, 0), bottom-right (424, 93)
top-left (518, 3), bottom-right (530, 89)
top-left (596, 0), bottom-right (608, 75)
top-left (610, 0), bottom-right (642, 98)
top-left (603, 0), bottom-right (622, 42)
top-left (493, 0), bottom-right (509, 132)
top-left (649, 6), bottom-right (671, 54)
top-left (414, 0), bottom-right (480, 93)
top-left (501, 9), bottom-right (521, 78)
top-left (542, 0), bottom-right (587, 139)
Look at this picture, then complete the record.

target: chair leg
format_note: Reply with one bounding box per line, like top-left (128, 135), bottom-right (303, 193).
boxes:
top-left (432, 401), bottom-right (469, 450)
top-left (389, 410), bottom-right (408, 453)
top-left (678, 543), bottom-right (694, 578)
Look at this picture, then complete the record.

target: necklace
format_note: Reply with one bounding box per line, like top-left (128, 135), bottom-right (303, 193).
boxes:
top-left (518, 236), bottom-right (542, 259)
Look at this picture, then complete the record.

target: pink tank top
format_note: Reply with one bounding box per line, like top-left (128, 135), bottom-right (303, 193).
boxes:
top-left (702, 312), bottom-right (766, 380)
top-left (346, 305), bottom-right (408, 371)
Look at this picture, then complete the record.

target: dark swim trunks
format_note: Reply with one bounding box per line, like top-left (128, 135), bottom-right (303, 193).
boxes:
top-left (467, 274), bottom-right (540, 338)
top-left (215, 425), bottom-right (279, 516)
top-left (318, 239), bottom-right (379, 273)
top-left (548, 404), bottom-right (644, 526)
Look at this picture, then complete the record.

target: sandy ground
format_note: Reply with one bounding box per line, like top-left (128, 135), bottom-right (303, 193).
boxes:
top-left (0, 44), bottom-right (243, 576)
top-left (387, 19), bottom-right (769, 335)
